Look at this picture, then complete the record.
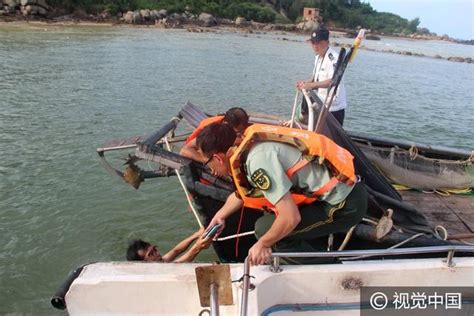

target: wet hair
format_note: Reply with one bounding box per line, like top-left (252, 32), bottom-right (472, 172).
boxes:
top-left (196, 122), bottom-right (237, 156)
top-left (223, 107), bottom-right (249, 130)
top-left (126, 239), bottom-right (151, 261)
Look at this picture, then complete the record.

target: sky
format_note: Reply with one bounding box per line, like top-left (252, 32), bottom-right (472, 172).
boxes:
top-left (367, 0), bottom-right (474, 40)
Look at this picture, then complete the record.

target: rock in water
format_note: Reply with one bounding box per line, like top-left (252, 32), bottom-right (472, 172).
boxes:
top-left (20, 0), bottom-right (48, 9)
top-left (123, 11), bottom-right (134, 24)
top-left (235, 17), bottom-right (248, 26)
top-left (4, 0), bottom-right (20, 7)
top-left (132, 10), bottom-right (142, 24)
top-left (157, 9), bottom-right (167, 18)
top-left (297, 20), bottom-right (318, 31)
top-left (140, 9), bottom-right (150, 21)
top-left (198, 13), bottom-right (216, 27)
top-left (447, 56), bottom-right (465, 63)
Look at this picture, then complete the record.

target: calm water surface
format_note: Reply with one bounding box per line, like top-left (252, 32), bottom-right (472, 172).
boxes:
top-left (0, 24), bottom-right (473, 314)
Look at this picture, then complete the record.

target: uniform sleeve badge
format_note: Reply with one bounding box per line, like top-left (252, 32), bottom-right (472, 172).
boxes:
top-left (250, 168), bottom-right (271, 191)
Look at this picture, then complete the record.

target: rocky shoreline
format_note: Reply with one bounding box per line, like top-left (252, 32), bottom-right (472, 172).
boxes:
top-left (1, 2), bottom-right (472, 64)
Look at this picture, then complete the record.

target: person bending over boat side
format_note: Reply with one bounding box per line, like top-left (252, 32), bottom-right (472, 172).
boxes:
top-left (197, 123), bottom-right (368, 265)
top-left (180, 107), bottom-right (249, 176)
top-left (126, 228), bottom-right (212, 263)
top-left (296, 25), bottom-right (348, 126)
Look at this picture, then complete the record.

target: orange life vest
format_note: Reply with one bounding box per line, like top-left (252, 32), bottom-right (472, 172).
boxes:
top-left (228, 124), bottom-right (356, 213)
top-left (185, 115), bottom-right (225, 144)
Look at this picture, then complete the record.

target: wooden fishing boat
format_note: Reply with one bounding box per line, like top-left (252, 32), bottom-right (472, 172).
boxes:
top-left (51, 102), bottom-right (474, 315)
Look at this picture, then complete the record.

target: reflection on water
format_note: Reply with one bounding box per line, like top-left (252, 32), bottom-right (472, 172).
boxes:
top-left (0, 25), bottom-right (473, 314)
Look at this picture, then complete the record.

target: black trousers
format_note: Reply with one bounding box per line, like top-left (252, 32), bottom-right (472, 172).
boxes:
top-left (330, 109), bottom-right (345, 126)
top-left (254, 182), bottom-right (367, 264)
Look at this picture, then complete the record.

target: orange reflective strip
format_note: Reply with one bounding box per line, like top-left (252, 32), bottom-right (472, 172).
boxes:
top-left (286, 159), bottom-right (310, 179)
top-left (313, 177), bottom-right (339, 196)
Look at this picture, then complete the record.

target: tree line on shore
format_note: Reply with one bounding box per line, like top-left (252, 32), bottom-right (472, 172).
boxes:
top-left (44, 0), bottom-right (432, 37)
top-left (3, 0), bottom-right (471, 43)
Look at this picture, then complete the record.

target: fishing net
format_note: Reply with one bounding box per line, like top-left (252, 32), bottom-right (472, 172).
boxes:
top-left (357, 143), bottom-right (474, 191)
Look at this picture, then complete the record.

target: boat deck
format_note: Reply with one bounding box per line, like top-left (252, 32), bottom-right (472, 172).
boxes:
top-left (400, 190), bottom-right (474, 241)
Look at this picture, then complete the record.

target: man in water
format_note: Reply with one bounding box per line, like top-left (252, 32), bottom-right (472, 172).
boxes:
top-left (296, 25), bottom-right (348, 126)
top-left (127, 228), bottom-right (212, 263)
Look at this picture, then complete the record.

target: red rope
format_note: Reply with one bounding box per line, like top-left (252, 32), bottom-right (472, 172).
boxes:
top-left (235, 205), bottom-right (245, 259)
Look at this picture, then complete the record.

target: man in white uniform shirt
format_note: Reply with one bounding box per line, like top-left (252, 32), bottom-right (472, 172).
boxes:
top-left (296, 26), bottom-right (348, 126)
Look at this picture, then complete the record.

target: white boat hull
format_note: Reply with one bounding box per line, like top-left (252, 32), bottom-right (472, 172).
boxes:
top-left (65, 257), bottom-right (474, 315)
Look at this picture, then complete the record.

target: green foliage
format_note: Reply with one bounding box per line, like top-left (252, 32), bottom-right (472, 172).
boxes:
top-left (325, 2), bottom-right (342, 21)
top-left (295, 15), bottom-right (304, 23)
top-left (417, 27), bottom-right (430, 35)
top-left (287, 0), bottom-right (303, 22)
top-left (44, 0), bottom-right (430, 35)
top-left (48, 0), bottom-right (136, 13)
top-left (134, 0), bottom-right (161, 10)
top-left (343, 9), bottom-right (362, 28)
top-left (223, 2), bottom-right (275, 23)
top-left (275, 13), bottom-right (292, 24)
top-left (407, 17), bottom-right (420, 33)
top-left (359, 2), bottom-right (373, 15)
top-left (205, 3), bottom-right (221, 15)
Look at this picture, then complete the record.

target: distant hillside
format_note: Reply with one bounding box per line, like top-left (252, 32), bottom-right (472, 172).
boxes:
top-left (45, 0), bottom-right (432, 36)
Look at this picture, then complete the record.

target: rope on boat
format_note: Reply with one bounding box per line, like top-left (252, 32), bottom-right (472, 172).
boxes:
top-left (420, 188), bottom-right (472, 196)
top-left (164, 130), bottom-right (256, 239)
top-left (362, 217), bottom-right (379, 226)
top-left (337, 217), bottom-right (380, 251)
top-left (342, 233), bottom-right (427, 261)
top-left (434, 225), bottom-right (448, 240)
top-left (289, 90), bottom-right (299, 128)
top-left (447, 188), bottom-right (472, 194)
top-left (338, 225), bottom-right (356, 251)
top-left (408, 144), bottom-right (419, 160)
top-left (434, 224), bottom-right (474, 246)
top-left (392, 184), bottom-right (411, 191)
top-left (163, 135), bottom-right (204, 228)
top-left (216, 231), bottom-right (255, 241)
top-left (293, 121), bottom-right (303, 129)
top-left (393, 184), bottom-right (472, 196)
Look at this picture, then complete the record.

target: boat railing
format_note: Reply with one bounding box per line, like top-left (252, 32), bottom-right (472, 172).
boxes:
top-left (239, 245), bottom-right (474, 316)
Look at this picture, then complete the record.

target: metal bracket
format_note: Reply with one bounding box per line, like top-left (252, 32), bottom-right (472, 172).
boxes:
top-left (444, 250), bottom-right (456, 267)
top-left (270, 257), bottom-right (282, 273)
top-left (195, 264), bottom-right (233, 308)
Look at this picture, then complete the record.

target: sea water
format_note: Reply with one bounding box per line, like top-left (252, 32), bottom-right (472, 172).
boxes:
top-left (0, 25), bottom-right (473, 314)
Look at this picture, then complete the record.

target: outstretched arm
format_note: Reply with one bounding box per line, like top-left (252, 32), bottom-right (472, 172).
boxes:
top-left (180, 139), bottom-right (206, 163)
top-left (162, 228), bottom-right (204, 262)
top-left (180, 139), bottom-right (226, 177)
top-left (204, 192), bottom-right (244, 237)
top-left (174, 235), bottom-right (212, 263)
top-left (166, 192), bottom-right (244, 263)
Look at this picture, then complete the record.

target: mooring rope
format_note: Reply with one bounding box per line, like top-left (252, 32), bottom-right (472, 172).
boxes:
top-left (434, 224), bottom-right (474, 245)
top-left (164, 131), bottom-right (256, 239)
top-left (408, 144), bottom-right (419, 160)
top-left (164, 135), bottom-right (204, 228)
top-left (289, 89), bottom-right (300, 128)
top-left (342, 233), bottom-right (427, 261)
